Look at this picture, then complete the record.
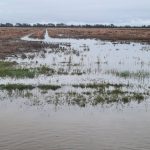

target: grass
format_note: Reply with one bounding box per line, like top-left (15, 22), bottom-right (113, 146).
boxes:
top-left (0, 84), bottom-right (61, 91)
top-left (0, 61), bottom-right (35, 78)
top-left (118, 71), bottom-right (130, 78)
top-left (38, 84), bottom-right (61, 90)
top-left (72, 83), bottom-right (130, 89)
top-left (0, 83), bottom-right (146, 107)
top-left (24, 92), bottom-right (33, 98)
top-left (93, 89), bottom-right (145, 105)
top-left (107, 88), bottom-right (126, 95)
top-left (94, 95), bottom-right (105, 104)
top-left (0, 61), bottom-right (16, 68)
top-left (0, 61), bottom-right (55, 78)
top-left (107, 70), bottom-right (150, 79)
top-left (82, 91), bottom-right (91, 95)
top-left (0, 61), bottom-right (146, 106)
top-left (0, 84), bottom-right (35, 91)
top-left (72, 95), bottom-right (86, 107)
top-left (68, 92), bottom-right (78, 96)
top-left (71, 72), bottom-right (83, 76)
top-left (0, 68), bottom-right (36, 78)
top-left (133, 93), bottom-right (144, 101)
top-left (73, 83), bottom-right (109, 89)
top-left (72, 82), bottom-right (145, 105)
top-left (37, 66), bottom-right (55, 75)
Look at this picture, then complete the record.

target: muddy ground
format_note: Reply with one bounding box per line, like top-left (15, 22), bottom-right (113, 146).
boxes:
top-left (0, 27), bottom-right (150, 59)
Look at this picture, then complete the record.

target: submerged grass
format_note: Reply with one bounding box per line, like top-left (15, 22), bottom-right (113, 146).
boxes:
top-left (93, 92), bottom-right (145, 105)
top-left (0, 83), bottom-right (146, 107)
top-left (93, 87), bottom-right (145, 105)
top-left (72, 82), bottom-right (146, 105)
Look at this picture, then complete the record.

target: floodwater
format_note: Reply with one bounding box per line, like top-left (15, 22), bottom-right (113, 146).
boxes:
top-left (1, 30), bottom-right (150, 150)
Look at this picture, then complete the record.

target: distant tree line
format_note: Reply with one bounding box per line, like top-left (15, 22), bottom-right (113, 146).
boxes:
top-left (0, 23), bottom-right (150, 28)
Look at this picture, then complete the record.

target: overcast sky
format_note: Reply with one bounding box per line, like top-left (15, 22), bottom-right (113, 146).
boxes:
top-left (0, 0), bottom-right (150, 25)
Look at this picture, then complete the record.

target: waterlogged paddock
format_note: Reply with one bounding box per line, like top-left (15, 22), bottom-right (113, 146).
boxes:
top-left (1, 30), bottom-right (150, 150)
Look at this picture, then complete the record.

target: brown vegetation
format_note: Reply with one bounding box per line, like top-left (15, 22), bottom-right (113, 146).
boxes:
top-left (47, 28), bottom-right (150, 41)
top-left (0, 28), bottom-right (51, 59)
top-left (0, 27), bottom-right (34, 40)
top-left (0, 27), bottom-right (150, 59)
top-left (29, 29), bottom-right (46, 39)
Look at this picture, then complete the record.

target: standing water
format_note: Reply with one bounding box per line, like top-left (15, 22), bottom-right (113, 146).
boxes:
top-left (0, 30), bottom-right (150, 150)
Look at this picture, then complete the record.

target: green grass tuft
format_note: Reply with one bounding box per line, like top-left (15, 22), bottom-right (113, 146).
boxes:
top-left (0, 84), bottom-right (35, 91)
top-left (0, 61), bottom-right (55, 78)
top-left (38, 84), bottom-right (61, 90)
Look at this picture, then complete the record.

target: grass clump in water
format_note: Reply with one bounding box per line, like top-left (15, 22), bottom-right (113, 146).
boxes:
top-left (107, 70), bottom-right (150, 79)
top-left (107, 88), bottom-right (126, 95)
top-left (38, 84), bottom-right (61, 90)
top-left (0, 61), bottom-right (56, 78)
top-left (132, 93), bottom-right (145, 103)
top-left (24, 92), bottom-right (33, 98)
top-left (72, 94), bottom-right (86, 107)
top-left (37, 66), bottom-right (55, 75)
top-left (0, 84), bottom-right (35, 91)
top-left (93, 95), bottom-right (105, 105)
top-left (0, 61), bottom-right (36, 78)
top-left (92, 85), bottom-right (146, 105)
top-left (73, 83), bottom-right (129, 89)
top-left (0, 84), bottom-right (61, 91)
top-left (0, 61), bottom-right (16, 68)
top-left (0, 68), bottom-right (36, 78)
top-left (72, 83), bottom-right (109, 89)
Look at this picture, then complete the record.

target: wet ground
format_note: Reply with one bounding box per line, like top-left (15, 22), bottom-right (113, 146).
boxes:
top-left (0, 30), bottom-right (150, 150)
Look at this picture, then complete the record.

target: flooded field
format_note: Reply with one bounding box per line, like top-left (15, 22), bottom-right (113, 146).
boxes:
top-left (1, 29), bottom-right (150, 150)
